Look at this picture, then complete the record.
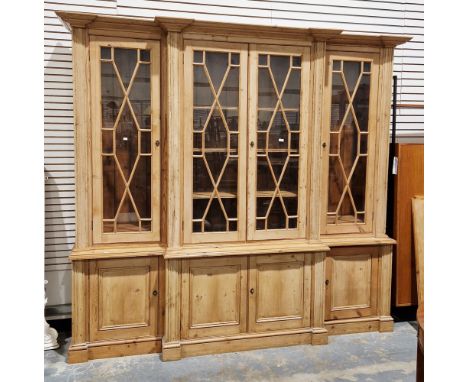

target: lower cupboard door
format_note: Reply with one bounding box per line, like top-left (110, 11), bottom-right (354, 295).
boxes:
top-left (325, 246), bottom-right (379, 321)
top-left (89, 257), bottom-right (159, 341)
top-left (248, 254), bottom-right (311, 332)
top-left (181, 257), bottom-right (248, 339)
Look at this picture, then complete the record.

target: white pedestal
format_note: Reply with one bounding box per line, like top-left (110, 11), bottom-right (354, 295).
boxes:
top-left (44, 280), bottom-right (59, 350)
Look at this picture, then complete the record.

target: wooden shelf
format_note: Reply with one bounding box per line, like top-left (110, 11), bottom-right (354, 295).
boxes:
top-left (193, 191), bottom-right (237, 199)
top-left (257, 190), bottom-right (297, 198)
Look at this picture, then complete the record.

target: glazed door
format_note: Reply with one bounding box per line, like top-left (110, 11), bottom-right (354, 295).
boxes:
top-left (181, 257), bottom-right (248, 339)
top-left (325, 246), bottom-right (379, 320)
top-left (90, 37), bottom-right (161, 243)
top-left (321, 51), bottom-right (379, 235)
top-left (89, 257), bottom-right (159, 341)
top-left (248, 253), bottom-right (311, 332)
top-left (248, 45), bottom-right (310, 240)
top-left (183, 41), bottom-right (248, 244)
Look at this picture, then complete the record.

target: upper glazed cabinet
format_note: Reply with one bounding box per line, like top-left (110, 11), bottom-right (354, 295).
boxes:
top-left (321, 51), bottom-right (380, 235)
top-left (183, 42), bottom-right (310, 243)
top-left (90, 38), bottom-right (161, 243)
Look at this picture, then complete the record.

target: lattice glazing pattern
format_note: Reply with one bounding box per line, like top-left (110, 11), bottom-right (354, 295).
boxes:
top-left (100, 47), bottom-right (152, 233)
top-left (256, 54), bottom-right (302, 230)
top-left (327, 60), bottom-right (371, 224)
top-left (192, 50), bottom-right (240, 233)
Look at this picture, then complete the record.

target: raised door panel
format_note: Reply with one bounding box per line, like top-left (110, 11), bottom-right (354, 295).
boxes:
top-left (248, 45), bottom-right (311, 241)
top-left (325, 247), bottom-right (378, 320)
top-left (90, 257), bottom-right (158, 341)
top-left (90, 37), bottom-right (161, 244)
top-left (249, 254), bottom-right (311, 332)
top-left (181, 257), bottom-right (247, 339)
top-left (321, 50), bottom-right (380, 235)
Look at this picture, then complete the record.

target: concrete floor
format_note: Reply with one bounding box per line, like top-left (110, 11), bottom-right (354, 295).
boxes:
top-left (45, 322), bottom-right (417, 382)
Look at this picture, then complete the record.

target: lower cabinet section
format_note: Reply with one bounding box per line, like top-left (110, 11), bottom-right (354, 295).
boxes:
top-left (89, 257), bottom-right (160, 341)
top-left (325, 246), bottom-right (379, 321)
top-left (68, 245), bottom-right (393, 363)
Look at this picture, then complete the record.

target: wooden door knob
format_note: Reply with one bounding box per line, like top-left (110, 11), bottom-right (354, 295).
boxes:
top-left (250, 288), bottom-right (255, 294)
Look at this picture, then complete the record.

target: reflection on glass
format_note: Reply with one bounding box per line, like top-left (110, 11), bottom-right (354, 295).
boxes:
top-left (100, 47), bottom-right (153, 233)
top-left (327, 59), bottom-right (371, 225)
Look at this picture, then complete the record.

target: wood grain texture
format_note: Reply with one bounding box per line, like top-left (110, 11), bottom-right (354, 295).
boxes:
top-left (374, 47), bottom-right (394, 236)
top-left (378, 245), bottom-right (393, 325)
top-left (393, 144), bottom-right (424, 306)
top-left (249, 254), bottom-right (311, 332)
top-left (325, 246), bottom-right (379, 321)
top-left (166, 31), bottom-right (184, 248)
top-left (89, 257), bottom-right (158, 342)
top-left (72, 27), bottom-right (92, 249)
top-left (412, 196), bottom-right (424, 306)
top-left (181, 257), bottom-right (247, 339)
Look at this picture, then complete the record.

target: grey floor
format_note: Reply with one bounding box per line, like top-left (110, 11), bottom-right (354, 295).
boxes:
top-left (45, 322), bottom-right (417, 382)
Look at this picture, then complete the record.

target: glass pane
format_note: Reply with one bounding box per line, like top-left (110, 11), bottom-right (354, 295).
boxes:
top-left (332, 60), bottom-right (341, 71)
top-left (330, 73), bottom-right (348, 132)
top-left (129, 156), bottom-right (151, 219)
top-left (351, 157), bottom-right (367, 212)
top-left (115, 103), bottom-right (139, 179)
top-left (116, 194), bottom-right (138, 232)
top-left (327, 59), bottom-right (371, 225)
top-left (194, 66), bottom-right (213, 107)
top-left (353, 74), bottom-right (370, 132)
top-left (205, 51), bottom-right (229, 92)
top-left (267, 198), bottom-right (287, 229)
top-left (258, 68), bottom-right (277, 109)
top-left (193, 157), bottom-right (212, 193)
top-left (101, 47), bottom-right (111, 60)
top-left (101, 62), bottom-right (123, 129)
top-left (218, 158), bottom-right (238, 194)
top-left (102, 130), bottom-right (113, 154)
top-left (328, 156), bottom-right (345, 214)
top-left (343, 61), bottom-right (361, 94)
top-left (204, 109), bottom-right (228, 149)
top-left (268, 113), bottom-right (289, 150)
top-left (114, 48), bottom-right (138, 88)
top-left (231, 53), bottom-right (240, 66)
top-left (292, 56), bottom-right (301, 68)
top-left (218, 67), bottom-right (239, 108)
top-left (339, 119), bottom-right (358, 177)
top-left (204, 199), bottom-right (227, 232)
top-left (194, 50), bottom-right (203, 64)
top-left (102, 156), bottom-right (125, 220)
top-left (270, 55), bottom-right (290, 92)
top-left (282, 69), bottom-right (301, 109)
top-left (139, 49), bottom-right (150, 62)
top-left (129, 64), bottom-right (151, 130)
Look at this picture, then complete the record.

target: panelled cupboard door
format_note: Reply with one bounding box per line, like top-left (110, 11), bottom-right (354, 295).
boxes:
top-left (90, 257), bottom-right (159, 342)
top-left (248, 254), bottom-right (311, 332)
top-left (325, 247), bottom-right (379, 321)
top-left (321, 51), bottom-right (380, 235)
top-left (90, 37), bottom-right (161, 244)
top-left (181, 257), bottom-right (248, 339)
top-left (248, 45), bottom-right (310, 241)
top-left (183, 41), bottom-right (248, 244)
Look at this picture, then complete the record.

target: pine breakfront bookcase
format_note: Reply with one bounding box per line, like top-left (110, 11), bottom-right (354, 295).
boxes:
top-left (57, 11), bottom-right (410, 363)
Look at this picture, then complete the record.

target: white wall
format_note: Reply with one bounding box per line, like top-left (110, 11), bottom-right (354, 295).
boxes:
top-left (44, 0), bottom-right (424, 307)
